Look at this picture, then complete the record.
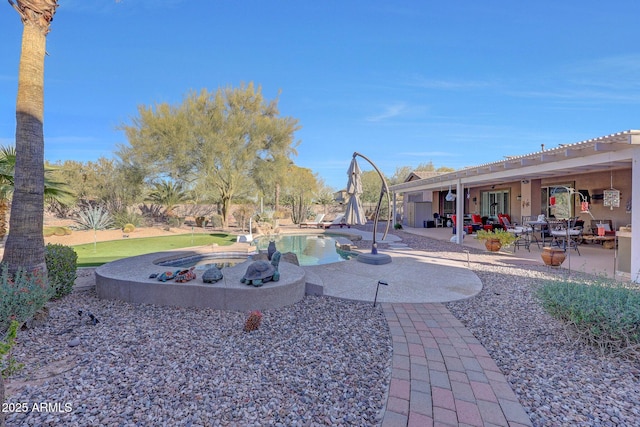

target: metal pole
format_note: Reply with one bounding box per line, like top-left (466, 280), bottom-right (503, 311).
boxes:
top-left (353, 152), bottom-right (392, 252)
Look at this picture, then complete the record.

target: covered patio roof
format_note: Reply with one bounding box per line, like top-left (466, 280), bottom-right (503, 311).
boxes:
top-left (391, 130), bottom-right (640, 193)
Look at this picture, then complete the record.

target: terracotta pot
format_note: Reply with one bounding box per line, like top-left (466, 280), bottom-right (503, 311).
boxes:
top-left (484, 239), bottom-right (502, 252)
top-left (541, 247), bottom-right (566, 266)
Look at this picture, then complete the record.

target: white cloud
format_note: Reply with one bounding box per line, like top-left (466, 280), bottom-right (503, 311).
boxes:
top-left (366, 103), bottom-right (407, 122)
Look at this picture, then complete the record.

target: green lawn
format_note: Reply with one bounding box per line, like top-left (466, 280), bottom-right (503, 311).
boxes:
top-left (72, 233), bottom-right (237, 267)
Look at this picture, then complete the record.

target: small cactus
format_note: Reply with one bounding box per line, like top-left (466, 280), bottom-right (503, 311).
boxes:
top-left (123, 223), bottom-right (136, 233)
top-left (243, 310), bottom-right (263, 332)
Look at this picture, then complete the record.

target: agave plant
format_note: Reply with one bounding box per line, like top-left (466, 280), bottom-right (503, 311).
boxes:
top-left (75, 205), bottom-right (114, 251)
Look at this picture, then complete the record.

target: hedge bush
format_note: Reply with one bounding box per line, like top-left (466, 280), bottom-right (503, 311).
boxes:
top-left (537, 279), bottom-right (640, 356)
top-left (45, 243), bottom-right (78, 300)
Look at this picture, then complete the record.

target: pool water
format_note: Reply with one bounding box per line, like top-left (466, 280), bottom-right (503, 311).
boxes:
top-left (253, 234), bottom-right (355, 266)
top-left (157, 256), bottom-right (247, 271)
top-left (158, 234), bottom-right (356, 269)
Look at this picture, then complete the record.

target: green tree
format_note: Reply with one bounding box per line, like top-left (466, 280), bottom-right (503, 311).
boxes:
top-left (360, 170), bottom-right (387, 204)
top-left (390, 162), bottom-right (456, 185)
top-left (51, 158), bottom-right (145, 212)
top-left (314, 182), bottom-right (337, 214)
top-left (280, 166), bottom-right (319, 224)
top-left (119, 83), bottom-right (299, 227)
top-left (0, 146), bottom-right (74, 235)
top-left (146, 180), bottom-right (190, 216)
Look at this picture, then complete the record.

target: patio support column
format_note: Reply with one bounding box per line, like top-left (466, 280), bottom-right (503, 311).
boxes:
top-left (392, 192), bottom-right (398, 225)
top-left (454, 179), bottom-right (464, 244)
top-left (631, 149), bottom-right (640, 282)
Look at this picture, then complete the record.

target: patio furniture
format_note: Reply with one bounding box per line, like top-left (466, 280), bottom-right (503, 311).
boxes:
top-left (470, 214), bottom-right (483, 232)
top-left (524, 218), bottom-right (547, 247)
top-left (433, 213), bottom-right (444, 228)
top-left (320, 214), bottom-right (350, 229)
top-left (582, 234), bottom-right (617, 249)
top-left (299, 213), bottom-right (326, 228)
top-left (548, 220), bottom-right (581, 255)
top-left (452, 215), bottom-right (473, 235)
top-left (508, 226), bottom-right (532, 252)
top-left (590, 220), bottom-right (615, 236)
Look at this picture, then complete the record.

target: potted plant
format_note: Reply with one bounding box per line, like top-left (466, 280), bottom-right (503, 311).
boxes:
top-left (476, 229), bottom-right (516, 251)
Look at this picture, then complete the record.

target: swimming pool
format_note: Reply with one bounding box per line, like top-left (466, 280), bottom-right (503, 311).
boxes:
top-left (253, 234), bottom-right (356, 266)
top-left (159, 234), bottom-right (356, 268)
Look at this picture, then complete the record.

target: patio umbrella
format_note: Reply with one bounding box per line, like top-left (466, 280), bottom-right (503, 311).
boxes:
top-left (344, 157), bottom-right (367, 225)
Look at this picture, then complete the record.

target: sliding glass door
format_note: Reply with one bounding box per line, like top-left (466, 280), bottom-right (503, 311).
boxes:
top-left (481, 190), bottom-right (509, 218)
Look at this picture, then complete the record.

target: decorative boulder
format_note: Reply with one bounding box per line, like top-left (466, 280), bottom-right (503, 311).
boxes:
top-left (281, 252), bottom-right (300, 266)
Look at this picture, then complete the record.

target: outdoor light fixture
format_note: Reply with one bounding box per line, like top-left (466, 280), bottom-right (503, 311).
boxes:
top-left (373, 280), bottom-right (388, 307)
top-left (445, 185), bottom-right (456, 201)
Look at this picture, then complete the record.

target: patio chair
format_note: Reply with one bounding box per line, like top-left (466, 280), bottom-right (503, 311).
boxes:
top-left (590, 220), bottom-right (615, 236)
top-left (299, 213), bottom-right (326, 228)
top-left (470, 214), bottom-right (483, 232)
top-left (433, 213), bottom-right (444, 228)
top-left (548, 220), bottom-right (581, 255)
top-left (498, 214), bottom-right (515, 229)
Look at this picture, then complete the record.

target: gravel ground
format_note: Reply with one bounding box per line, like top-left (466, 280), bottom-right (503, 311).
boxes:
top-left (5, 295), bottom-right (392, 426)
top-left (393, 230), bottom-right (640, 427)
top-left (5, 227), bottom-right (640, 426)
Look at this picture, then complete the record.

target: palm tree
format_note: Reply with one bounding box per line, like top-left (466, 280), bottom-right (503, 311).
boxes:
top-left (3, 2), bottom-right (58, 421)
top-left (3, 1), bottom-right (58, 277)
top-left (0, 146), bottom-right (75, 239)
top-left (146, 180), bottom-right (190, 217)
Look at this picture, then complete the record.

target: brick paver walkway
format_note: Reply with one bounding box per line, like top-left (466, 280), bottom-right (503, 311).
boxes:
top-left (381, 303), bottom-right (532, 427)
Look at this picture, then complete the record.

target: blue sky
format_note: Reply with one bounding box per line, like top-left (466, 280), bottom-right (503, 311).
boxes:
top-left (1, 1), bottom-right (639, 190)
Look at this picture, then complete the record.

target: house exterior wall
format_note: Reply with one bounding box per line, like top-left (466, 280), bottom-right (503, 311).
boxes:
top-left (446, 168), bottom-right (632, 227)
top-left (402, 190), bottom-right (433, 226)
top-left (540, 169), bottom-right (632, 228)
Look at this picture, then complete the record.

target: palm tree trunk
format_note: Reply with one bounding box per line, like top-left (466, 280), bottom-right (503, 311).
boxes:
top-left (0, 200), bottom-right (8, 239)
top-left (2, 21), bottom-right (47, 274)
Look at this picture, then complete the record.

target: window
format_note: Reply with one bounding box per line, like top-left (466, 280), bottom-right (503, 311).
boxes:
top-left (542, 183), bottom-right (573, 219)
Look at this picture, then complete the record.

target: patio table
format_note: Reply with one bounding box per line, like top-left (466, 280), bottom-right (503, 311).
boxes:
top-left (525, 220), bottom-right (547, 247)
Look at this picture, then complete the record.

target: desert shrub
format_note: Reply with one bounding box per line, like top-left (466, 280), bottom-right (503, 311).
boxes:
top-left (537, 279), bottom-right (640, 356)
top-left (2, 320), bottom-right (22, 378)
top-left (54, 226), bottom-right (71, 236)
top-left (0, 266), bottom-right (53, 334)
top-left (45, 243), bottom-right (78, 300)
top-left (209, 214), bottom-right (223, 228)
top-left (243, 310), bottom-right (263, 332)
top-left (166, 216), bottom-right (185, 228)
top-left (122, 223), bottom-right (136, 233)
top-left (43, 226), bottom-right (72, 237)
top-left (112, 210), bottom-right (143, 229)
